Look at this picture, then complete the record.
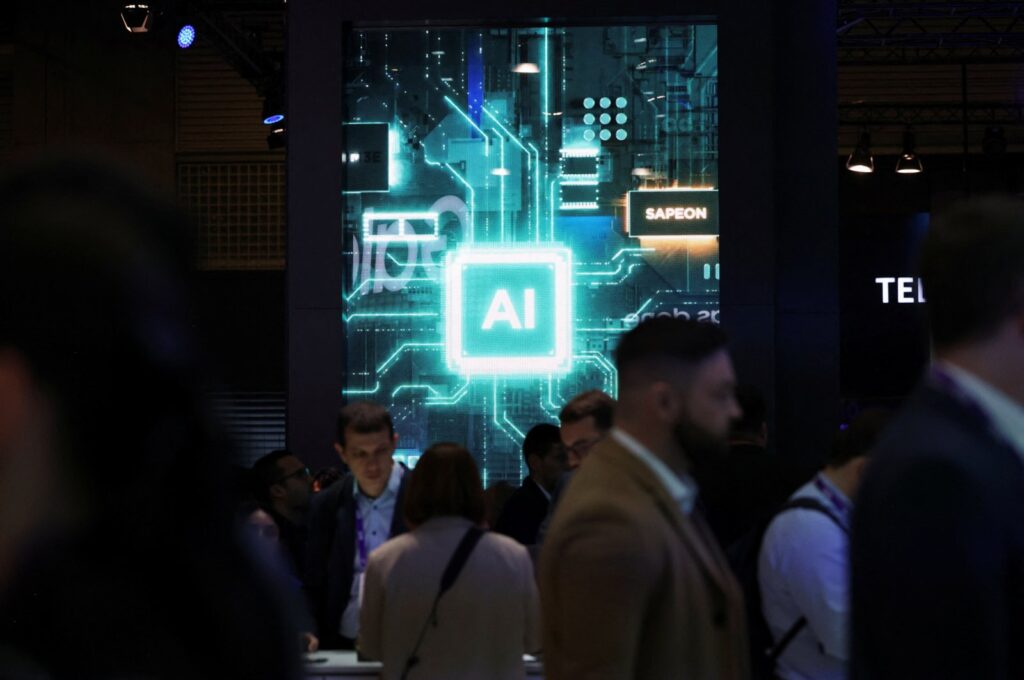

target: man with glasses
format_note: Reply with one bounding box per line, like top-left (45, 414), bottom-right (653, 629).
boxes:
top-left (559, 390), bottom-right (615, 469)
top-left (252, 449), bottom-right (313, 578)
top-left (304, 401), bottom-right (409, 650)
top-left (535, 391), bottom-right (615, 547)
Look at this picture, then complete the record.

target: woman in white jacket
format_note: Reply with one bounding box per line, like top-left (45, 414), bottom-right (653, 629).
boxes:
top-left (359, 442), bottom-right (541, 679)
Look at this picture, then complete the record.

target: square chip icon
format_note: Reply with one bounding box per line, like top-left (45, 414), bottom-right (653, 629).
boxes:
top-left (446, 247), bottom-right (573, 375)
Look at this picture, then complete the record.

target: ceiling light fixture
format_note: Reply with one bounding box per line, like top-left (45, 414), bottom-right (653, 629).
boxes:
top-left (846, 131), bottom-right (874, 174)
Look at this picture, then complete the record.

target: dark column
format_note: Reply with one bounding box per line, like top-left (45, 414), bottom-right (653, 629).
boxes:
top-left (286, 0), bottom-right (345, 471)
top-left (721, 0), bottom-right (839, 471)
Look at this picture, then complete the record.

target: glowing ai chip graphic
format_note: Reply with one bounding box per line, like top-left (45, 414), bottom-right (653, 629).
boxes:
top-left (445, 247), bottom-right (573, 375)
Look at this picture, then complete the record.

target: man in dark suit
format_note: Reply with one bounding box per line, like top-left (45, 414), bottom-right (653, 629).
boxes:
top-left (304, 401), bottom-right (409, 650)
top-left (495, 423), bottom-right (567, 545)
top-left (851, 196), bottom-right (1024, 679)
top-left (696, 384), bottom-right (800, 549)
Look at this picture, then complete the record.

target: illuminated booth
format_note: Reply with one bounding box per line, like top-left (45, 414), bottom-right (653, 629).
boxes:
top-left (287, 1), bottom-right (839, 482)
top-left (339, 24), bottom-right (719, 481)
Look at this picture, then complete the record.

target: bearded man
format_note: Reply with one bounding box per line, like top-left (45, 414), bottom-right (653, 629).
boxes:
top-left (539, 317), bottom-right (749, 679)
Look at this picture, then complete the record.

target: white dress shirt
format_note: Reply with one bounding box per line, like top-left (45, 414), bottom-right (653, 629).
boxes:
top-left (339, 462), bottom-right (404, 638)
top-left (758, 474), bottom-right (851, 680)
top-left (611, 428), bottom-right (699, 515)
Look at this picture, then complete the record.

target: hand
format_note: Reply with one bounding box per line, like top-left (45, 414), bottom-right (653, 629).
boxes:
top-left (302, 632), bottom-right (319, 653)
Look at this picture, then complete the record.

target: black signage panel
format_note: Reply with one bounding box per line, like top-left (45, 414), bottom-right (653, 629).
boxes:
top-left (627, 189), bottom-right (719, 237)
top-left (343, 122), bottom-right (389, 193)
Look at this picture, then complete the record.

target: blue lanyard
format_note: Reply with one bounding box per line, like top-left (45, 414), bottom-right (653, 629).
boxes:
top-left (354, 505), bottom-right (368, 571)
top-left (813, 474), bottom-right (850, 520)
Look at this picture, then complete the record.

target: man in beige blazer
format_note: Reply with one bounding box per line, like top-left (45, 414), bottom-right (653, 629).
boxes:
top-left (539, 317), bottom-right (750, 679)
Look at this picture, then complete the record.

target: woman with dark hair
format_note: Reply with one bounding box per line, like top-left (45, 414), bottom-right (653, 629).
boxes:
top-left (0, 157), bottom-right (303, 678)
top-left (359, 443), bottom-right (540, 679)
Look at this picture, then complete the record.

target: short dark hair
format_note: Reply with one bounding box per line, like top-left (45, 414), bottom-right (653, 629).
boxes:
top-left (559, 390), bottom-right (615, 430)
top-left (615, 318), bottom-right (729, 386)
top-left (403, 443), bottom-right (486, 526)
top-left (336, 401), bottom-right (394, 446)
top-left (921, 196), bottom-right (1024, 348)
top-left (522, 423), bottom-right (562, 467)
top-left (250, 449), bottom-right (293, 505)
top-left (829, 409), bottom-right (893, 468)
top-left (730, 384), bottom-right (767, 438)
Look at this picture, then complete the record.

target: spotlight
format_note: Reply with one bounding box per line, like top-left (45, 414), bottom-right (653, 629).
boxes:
top-left (896, 128), bottom-right (923, 174)
top-left (120, 3), bottom-right (152, 33)
top-left (266, 129), bottom-right (285, 150)
top-left (511, 62), bottom-right (540, 74)
top-left (846, 131), bottom-right (874, 174)
top-left (262, 94), bottom-right (285, 126)
top-left (177, 24), bottom-right (196, 49)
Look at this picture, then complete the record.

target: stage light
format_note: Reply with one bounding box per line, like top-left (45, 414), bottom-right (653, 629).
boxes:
top-left (616, 129), bottom-right (628, 141)
top-left (583, 113), bottom-right (595, 125)
top-left (895, 128), bottom-right (923, 174)
top-left (616, 113), bottom-right (628, 124)
top-left (599, 97), bottom-right (611, 109)
top-left (511, 62), bottom-right (540, 74)
top-left (846, 131), bottom-right (874, 174)
top-left (599, 113), bottom-right (611, 125)
top-left (583, 129), bottom-right (596, 142)
top-left (266, 129), bottom-right (285, 150)
top-left (120, 3), bottom-right (152, 33)
top-left (583, 97), bottom-right (595, 109)
top-left (262, 94), bottom-right (285, 126)
top-left (599, 129), bottom-right (612, 141)
top-left (616, 97), bottom-right (628, 108)
top-left (177, 24), bottom-right (196, 49)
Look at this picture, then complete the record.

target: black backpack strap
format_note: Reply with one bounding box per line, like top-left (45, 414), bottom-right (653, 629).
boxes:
top-left (401, 526), bottom-right (485, 680)
top-left (763, 496), bottom-right (848, 663)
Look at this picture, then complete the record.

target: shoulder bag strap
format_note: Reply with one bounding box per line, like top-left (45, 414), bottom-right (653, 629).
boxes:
top-left (400, 526), bottom-right (485, 680)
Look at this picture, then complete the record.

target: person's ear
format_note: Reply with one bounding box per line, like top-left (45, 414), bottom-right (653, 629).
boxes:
top-left (649, 381), bottom-right (679, 423)
top-left (269, 482), bottom-right (286, 501)
top-left (334, 442), bottom-right (349, 465)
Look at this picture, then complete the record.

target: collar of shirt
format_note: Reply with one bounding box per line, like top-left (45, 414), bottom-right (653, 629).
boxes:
top-left (353, 459), bottom-right (404, 502)
top-left (611, 427), bottom-right (699, 515)
top-left (938, 361), bottom-right (1024, 460)
top-left (527, 476), bottom-right (552, 503)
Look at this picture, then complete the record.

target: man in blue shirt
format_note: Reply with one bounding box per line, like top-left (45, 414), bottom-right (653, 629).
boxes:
top-left (304, 401), bottom-right (409, 649)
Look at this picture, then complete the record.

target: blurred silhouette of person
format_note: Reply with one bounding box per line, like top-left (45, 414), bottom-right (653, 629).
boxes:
top-left (359, 443), bottom-right (540, 679)
top-left (0, 157), bottom-right (302, 678)
top-left (494, 423), bottom-right (567, 545)
top-left (852, 196), bottom-right (1024, 680)
top-left (696, 384), bottom-right (797, 549)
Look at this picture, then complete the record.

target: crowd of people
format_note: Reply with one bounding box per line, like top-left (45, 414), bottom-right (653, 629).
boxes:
top-left (0, 157), bottom-right (1021, 680)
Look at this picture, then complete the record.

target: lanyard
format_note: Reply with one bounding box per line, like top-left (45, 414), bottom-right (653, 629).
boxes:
top-left (354, 505), bottom-right (369, 572)
top-left (812, 474), bottom-right (850, 521)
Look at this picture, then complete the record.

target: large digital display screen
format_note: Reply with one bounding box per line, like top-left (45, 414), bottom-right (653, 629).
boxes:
top-left (342, 23), bottom-right (719, 484)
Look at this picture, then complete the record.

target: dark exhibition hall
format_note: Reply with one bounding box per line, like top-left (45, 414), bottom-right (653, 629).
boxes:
top-left (0, 1), bottom-right (1021, 678)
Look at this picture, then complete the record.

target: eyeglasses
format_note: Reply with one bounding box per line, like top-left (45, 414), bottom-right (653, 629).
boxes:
top-left (565, 434), bottom-right (605, 458)
top-left (274, 466), bottom-right (311, 485)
